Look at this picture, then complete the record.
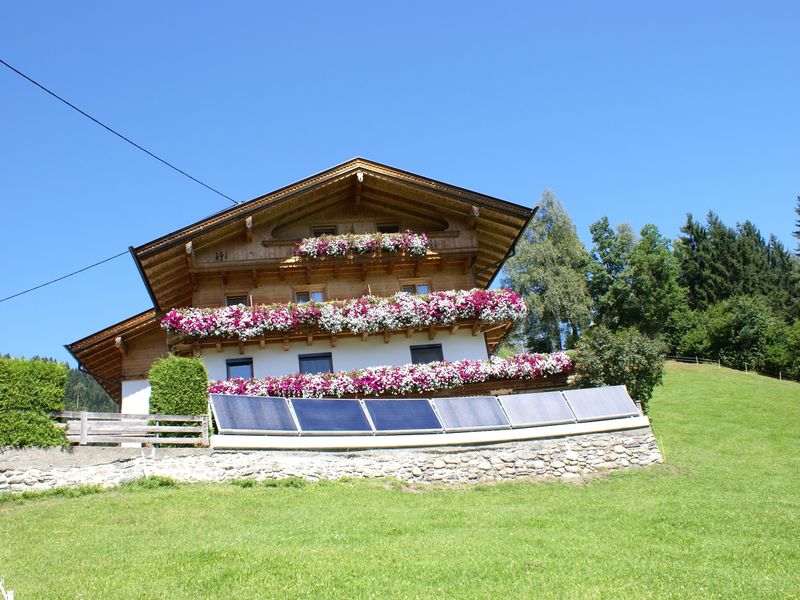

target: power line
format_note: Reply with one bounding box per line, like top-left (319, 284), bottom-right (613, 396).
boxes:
top-left (0, 57), bottom-right (238, 206)
top-left (0, 251), bottom-right (129, 304)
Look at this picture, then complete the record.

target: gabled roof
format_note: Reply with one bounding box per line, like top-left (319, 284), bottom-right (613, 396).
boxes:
top-left (65, 309), bottom-right (160, 403)
top-left (132, 158), bottom-right (534, 311)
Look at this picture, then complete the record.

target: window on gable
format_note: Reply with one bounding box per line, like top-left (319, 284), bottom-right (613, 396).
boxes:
top-left (400, 279), bottom-right (431, 295)
top-left (377, 223), bottom-right (400, 233)
top-left (410, 344), bottom-right (444, 365)
top-left (226, 358), bottom-right (253, 379)
top-left (295, 289), bottom-right (325, 304)
top-left (298, 353), bottom-right (333, 375)
top-left (312, 226), bottom-right (337, 237)
top-left (226, 295), bottom-right (249, 307)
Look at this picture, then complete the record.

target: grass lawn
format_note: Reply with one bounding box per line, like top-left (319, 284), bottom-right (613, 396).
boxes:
top-left (1, 362), bottom-right (798, 598)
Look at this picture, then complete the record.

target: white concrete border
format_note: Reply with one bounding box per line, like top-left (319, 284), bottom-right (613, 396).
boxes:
top-left (211, 416), bottom-right (651, 450)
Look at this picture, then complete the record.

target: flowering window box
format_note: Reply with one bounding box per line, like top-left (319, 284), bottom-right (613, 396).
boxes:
top-left (162, 288), bottom-right (526, 342)
top-left (208, 352), bottom-right (573, 399)
top-left (295, 231), bottom-right (430, 259)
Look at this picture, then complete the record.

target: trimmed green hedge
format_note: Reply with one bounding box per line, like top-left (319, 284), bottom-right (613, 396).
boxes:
top-left (149, 356), bottom-right (208, 416)
top-left (0, 358), bottom-right (68, 448)
top-left (0, 358), bottom-right (67, 412)
top-left (0, 410), bottom-right (68, 448)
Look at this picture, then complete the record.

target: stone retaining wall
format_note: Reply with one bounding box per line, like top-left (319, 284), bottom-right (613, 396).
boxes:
top-left (0, 428), bottom-right (661, 493)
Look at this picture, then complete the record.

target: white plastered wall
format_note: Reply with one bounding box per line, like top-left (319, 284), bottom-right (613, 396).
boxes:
top-left (201, 329), bottom-right (489, 381)
top-left (121, 379), bottom-right (151, 414)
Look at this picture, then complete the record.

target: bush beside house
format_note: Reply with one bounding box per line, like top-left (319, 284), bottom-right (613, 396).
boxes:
top-left (148, 356), bottom-right (208, 416)
top-left (572, 326), bottom-right (666, 413)
top-left (0, 357), bottom-right (68, 447)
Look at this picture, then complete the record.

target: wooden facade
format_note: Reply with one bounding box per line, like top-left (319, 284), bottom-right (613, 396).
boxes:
top-left (67, 158), bottom-right (534, 404)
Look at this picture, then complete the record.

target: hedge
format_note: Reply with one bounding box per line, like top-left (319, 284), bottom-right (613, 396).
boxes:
top-left (148, 355), bottom-right (209, 416)
top-left (0, 358), bottom-right (68, 412)
top-left (0, 358), bottom-right (68, 448)
top-left (0, 410), bottom-right (68, 448)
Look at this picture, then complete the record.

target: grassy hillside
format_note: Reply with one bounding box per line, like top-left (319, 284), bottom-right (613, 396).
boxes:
top-left (1, 363), bottom-right (798, 598)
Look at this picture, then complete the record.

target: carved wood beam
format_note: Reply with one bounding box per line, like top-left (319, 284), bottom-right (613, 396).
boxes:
top-left (450, 324), bottom-right (459, 335)
top-left (354, 171), bottom-right (363, 209)
top-left (245, 216), bottom-right (253, 242)
top-left (331, 335), bottom-right (337, 348)
top-left (466, 205), bottom-right (480, 229)
top-left (472, 322), bottom-right (482, 336)
top-left (428, 325), bottom-right (436, 340)
top-left (238, 341), bottom-right (244, 355)
top-left (361, 332), bottom-right (368, 342)
top-left (283, 336), bottom-right (289, 351)
top-left (185, 241), bottom-right (193, 267)
top-left (383, 330), bottom-right (391, 344)
top-left (215, 342), bottom-right (222, 353)
top-left (114, 336), bottom-right (127, 357)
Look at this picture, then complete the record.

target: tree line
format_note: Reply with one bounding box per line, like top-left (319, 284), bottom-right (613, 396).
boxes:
top-left (503, 192), bottom-right (800, 379)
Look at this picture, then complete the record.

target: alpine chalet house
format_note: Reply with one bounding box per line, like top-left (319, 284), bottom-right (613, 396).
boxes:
top-left (67, 158), bottom-right (564, 413)
top-left (67, 159), bottom-right (646, 449)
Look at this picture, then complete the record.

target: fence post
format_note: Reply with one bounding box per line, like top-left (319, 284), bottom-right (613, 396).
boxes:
top-left (779, 371), bottom-right (782, 381)
top-left (695, 356), bottom-right (699, 364)
top-left (201, 415), bottom-right (209, 447)
top-left (718, 359), bottom-right (721, 368)
top-left (745, 363), bottom-right (748, 373)
top-left (79, 411), bottom-right (88, 446)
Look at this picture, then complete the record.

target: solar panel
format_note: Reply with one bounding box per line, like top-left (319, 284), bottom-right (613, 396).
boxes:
top-left (498, 392), bottom-right (576, 428)
top-left (432, 395), bottom-right (510, 431)
top-left (562, 385), bottom-right (640, 422)
top-left (210, 395), bottom-right (297, 434)
top-left (364, 399), bottom-right (442, 433)
top-left (290, 398), bottom-right (373, 434)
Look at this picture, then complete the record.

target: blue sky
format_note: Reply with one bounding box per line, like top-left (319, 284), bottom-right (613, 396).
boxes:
top-left (1, 1), bottom-right (797, 364)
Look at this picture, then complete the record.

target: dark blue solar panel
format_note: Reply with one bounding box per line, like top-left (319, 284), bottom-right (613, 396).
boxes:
top-left (364, 399), bottom-right (442, 433)
top-left (290, 398), bottom-right (372, 433)
top-left (498, 392), bottom-right (576, 428)
top-left (210, 395), bottom-right (297, 433)
top-left (432, 396), bottom-right (510, 431)
top-left (562, 386), bottom-right (640, 422)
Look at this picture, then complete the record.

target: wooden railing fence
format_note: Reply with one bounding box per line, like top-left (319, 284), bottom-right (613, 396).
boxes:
top-left (52, 411), bottom-right (209, 447)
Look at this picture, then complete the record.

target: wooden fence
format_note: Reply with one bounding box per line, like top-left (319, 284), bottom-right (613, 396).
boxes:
top-left (53, 411), bottom-right (210, 447)
top-left (666, 355), bottom-right (798, 382)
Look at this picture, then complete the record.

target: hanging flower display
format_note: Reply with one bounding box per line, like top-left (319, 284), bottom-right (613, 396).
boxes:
top-left (208, 352), bottom-right (573, 398)
top-left (295, 230), bottom-right (430, 258)
top-left (162, 288), bottom-right (526, 340)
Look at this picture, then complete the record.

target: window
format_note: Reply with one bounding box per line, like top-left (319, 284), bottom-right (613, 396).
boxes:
top-left (410, 344), bottom-right (444, 364)
top-left (295, 289), bottom-right (325, 304)
top-left (298, 353), bottom-right (333, 374)
top-left (400, 279), bottom-right (431, 295)
top-left (377, 223), bottom-right (400, 233)
top-left (226, 295), bottom-right (248, 307)
top-left (226, 358), bottom-right (253, 379)
top-left (312, 226), bottom-right (337, 237)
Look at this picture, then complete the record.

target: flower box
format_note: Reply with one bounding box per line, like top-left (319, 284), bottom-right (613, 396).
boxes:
top-left (295, 230), bottom-right (429, 259)
top-left (163, 288), bottom-right (526, 341)
top-left (208, 352), bottom-right (573, 399)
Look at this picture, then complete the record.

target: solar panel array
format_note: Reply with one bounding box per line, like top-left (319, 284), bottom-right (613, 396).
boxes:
top-left (210, 386), bottom-right (640, 435)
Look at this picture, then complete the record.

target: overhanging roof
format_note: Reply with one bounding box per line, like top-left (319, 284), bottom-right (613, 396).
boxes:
top-left (65, 309), bottom-right (160, 403)
top-left (133, 158), bottom-right (533, 311)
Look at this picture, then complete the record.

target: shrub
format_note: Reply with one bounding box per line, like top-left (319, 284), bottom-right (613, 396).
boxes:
top-left (573, 326), bottom-right (666, 412)
top-left (0, 410), bottom-right (68, 448)
top-left (0, 357), bottom-right (67, 412)
top-left (148, 355), bottom-right (208, 416)
top-left (123, 475), bottom-right (178, 489)
top-left (231, 478), bottom-right (259, 488)
top-left (263, 476), bottom-right (307, 488)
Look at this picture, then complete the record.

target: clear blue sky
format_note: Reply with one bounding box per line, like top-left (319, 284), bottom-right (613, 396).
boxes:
top-left (1, 1), bottom-right (797, 364)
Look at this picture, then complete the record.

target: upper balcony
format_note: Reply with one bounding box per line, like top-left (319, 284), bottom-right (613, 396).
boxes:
top-left (165, 288), bottom-right (526, 355)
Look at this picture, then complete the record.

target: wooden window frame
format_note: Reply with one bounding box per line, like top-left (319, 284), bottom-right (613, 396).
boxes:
top-left (225, 293), bottom-right (250, 307)
top-left (311, 225), bottom-right (337, 237)
top-left (226, 357), bottom-right (254, 379)
top-left (398, 278), bottom-right (433, 295)
top-left (293, 284), bottom-right (327, 304)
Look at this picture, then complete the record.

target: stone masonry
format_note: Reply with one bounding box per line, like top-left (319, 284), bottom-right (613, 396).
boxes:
top-left (0, 428), bottom-right (662, 493)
